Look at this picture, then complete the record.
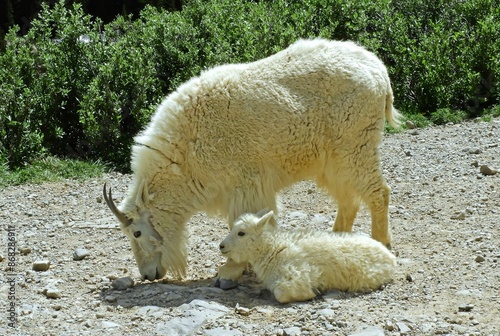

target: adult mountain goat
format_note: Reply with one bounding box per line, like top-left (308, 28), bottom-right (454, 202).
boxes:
top-left (103, 38), bottom-right (401, 287)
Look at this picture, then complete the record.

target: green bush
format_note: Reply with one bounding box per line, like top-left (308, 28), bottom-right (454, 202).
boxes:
top-left (430, 108), bottom-right (467, 125)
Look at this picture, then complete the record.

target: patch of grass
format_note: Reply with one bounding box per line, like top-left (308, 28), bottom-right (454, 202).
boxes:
top-left (430, 108), bottom-right (467, 125)
top-left (399, 113), bottom-right (432, 129)
top-left (485, 105), bottom-right (500, 118)
top-left (0, 156), bottom-right (108, 188)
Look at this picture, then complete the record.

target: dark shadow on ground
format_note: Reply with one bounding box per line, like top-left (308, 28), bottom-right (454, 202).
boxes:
top-left (98, 272), bottom-right (363, 311)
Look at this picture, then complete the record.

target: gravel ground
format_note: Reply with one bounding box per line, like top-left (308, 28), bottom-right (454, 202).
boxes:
top-left (1, 118), bottom-right (499, 336)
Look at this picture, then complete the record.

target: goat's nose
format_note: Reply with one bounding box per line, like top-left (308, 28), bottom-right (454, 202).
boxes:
top-left (219, 243), bottom-right (225, 250)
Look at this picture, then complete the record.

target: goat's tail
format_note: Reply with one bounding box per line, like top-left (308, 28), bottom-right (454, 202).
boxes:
top-left (385, 85), bottom-right (403, 128)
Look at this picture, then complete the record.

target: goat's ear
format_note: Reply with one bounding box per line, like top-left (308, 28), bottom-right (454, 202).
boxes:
top-left (136, 180), bottom-right (150, 207)
top-left (256, 210), bottom-right (275, 228)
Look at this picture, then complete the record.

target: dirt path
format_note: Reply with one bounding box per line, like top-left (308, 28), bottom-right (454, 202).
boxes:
top-left (1, 118), bottom-right (499, 335)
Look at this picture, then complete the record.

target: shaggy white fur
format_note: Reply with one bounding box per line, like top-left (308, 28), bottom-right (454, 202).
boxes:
top-left (106, 38), bottom-right (401, 282)
top-left (220, 210), bottom-right (396, 303)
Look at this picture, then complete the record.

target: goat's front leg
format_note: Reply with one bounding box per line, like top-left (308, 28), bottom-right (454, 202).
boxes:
top-left (214, 257), bottom-right (246, 290)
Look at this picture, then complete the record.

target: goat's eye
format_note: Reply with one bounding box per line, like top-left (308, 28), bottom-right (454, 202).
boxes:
top-left (237, 231), bottom-right (245, 237)
top-left (133, 231), bottom-right (142, 238)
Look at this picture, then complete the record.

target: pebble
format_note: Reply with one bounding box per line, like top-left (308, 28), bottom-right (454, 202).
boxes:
top-left (406, 274), bottom-right (415, 282)
top-left (480, 165), bottom-right (497, 175)
top-left (317, 308), bottom-right (336, 321)
top-left (104, 295), bottom-right (117, 303)
top-left (283, 326), bottom-right (301, 336)
top-left (475, 255), bottom-right (485, 263)
top-left (20, 247), bottom-right (32, 255)
top-left (396, 322), bottom-right (411, 335)
top-left (287, 211), bottom-right (307, 219)
top-left (0, 254), bottom-right (4, 262)
top-left (73, 247), bottom-right (90, 261)
top-left (235, 303), bottom-right (251, 316)
top-left (101, 321), bottom-right (121, 328)
top-left (43, 287), bottom-right (61, 299)
top-left (405, 120), bottom-right (416, 129)
top-left (467, 148), bottom-right (482, 154)
top-left (458, 303), bottom-right (474, 312)
top-left (33, 260), bottom-right (51, 271)
top-left (451, 211), bottom-right (466, 220)
top-left (111, 276), bottom-right (134, 290)
top-left (156, 299), bottom-right (229, 335)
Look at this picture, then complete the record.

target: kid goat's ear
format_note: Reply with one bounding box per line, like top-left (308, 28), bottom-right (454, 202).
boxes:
top-left (256, 210), bottom-right (275, 228)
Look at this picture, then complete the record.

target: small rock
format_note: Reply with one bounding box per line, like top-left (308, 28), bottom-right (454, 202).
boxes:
top-left (101, 321), bottom-right (121, 328)
top-left (105, 295), bottom-right (117, 303)
top-left (43, 288), bottom-right (61, 299)
top-left (33, 260), bottom-right (50, 271)
top-left (406, 274), bottom-right (415, 282)
top-left (283, 326), bottom-right (301, 336)
top-left (475, 255), bottom-right (485, 263)
top-left (480, 165), bottom-right (497, 176)
top-left (0, 254), bottom-right (4, 262)
top-left (111, 277), bottom-right (134, 290)
top-left (396, 322), bottom-right (411, 335)
top-left (405, 120), bottom-right (416, 129)
top-left (451, 211), bottom-right (466, 220)
top-left (287, 211), bottom-right (307, 219)
top-left (255, 307), bottom-right (273, 316)
top-left (468, 148), bottom-right (482, 154)
top-left (235, 303), bottom-right (251, 316)
top-left (384, 320), bottom-right (395, 331)
top-left (19, 247), bottom-right (32, 255)
top-left (409, 129), bottom-right (419, 135)
top-left (274, 329), bottom-right (285, 336)
top-left (471, 160), bottom-right (479, 167)
top-left (458, 303), bottom-right (474, 312)
top-left (317, 308), bottom-right (336, 321)
top-left (73, 248), bottom-right (90, 261)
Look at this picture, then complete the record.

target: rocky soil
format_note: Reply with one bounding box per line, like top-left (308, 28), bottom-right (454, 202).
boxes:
top-left (1, 118), bottom-right (499, 336)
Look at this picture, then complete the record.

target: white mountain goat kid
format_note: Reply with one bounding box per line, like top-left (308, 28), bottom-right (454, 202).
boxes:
top-left (103, 38), bottom-right (401, 288)
top-left (219, 210), bottom-right (396, 303)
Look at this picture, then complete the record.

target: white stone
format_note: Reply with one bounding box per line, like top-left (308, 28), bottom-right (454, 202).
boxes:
top-left (43, 287), bottom-right (61, 299)
top-left (317, 308), bottom-right (336, 321)
top-left (73, 248), bottom-right (90, 261)
top-left (101, 321), bottom-right (121, 328)
top-left (156, 300), bottom-right (230, 336)
top-left (283, 326), bottom-right (301, 336)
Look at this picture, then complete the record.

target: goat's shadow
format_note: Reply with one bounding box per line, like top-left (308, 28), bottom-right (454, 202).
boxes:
top-left (98, 273), bottom-right (362, 311)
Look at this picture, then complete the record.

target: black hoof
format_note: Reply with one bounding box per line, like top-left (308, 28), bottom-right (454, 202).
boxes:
top-left (214, 278), bottom-right (238, 290)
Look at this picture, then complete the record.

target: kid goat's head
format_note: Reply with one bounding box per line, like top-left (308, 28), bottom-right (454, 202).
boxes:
top-left (219, 209), bottom-right (275, 263)
top-left (103, 183), bottom-right (186, 281)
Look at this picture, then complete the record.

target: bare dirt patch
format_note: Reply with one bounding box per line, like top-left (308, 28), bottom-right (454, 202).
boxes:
top-left (1, 118), bottom-right (499, 335)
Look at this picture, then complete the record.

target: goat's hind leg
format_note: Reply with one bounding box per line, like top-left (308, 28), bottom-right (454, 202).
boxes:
top-left (273, 280), bottom-right (317, 303)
